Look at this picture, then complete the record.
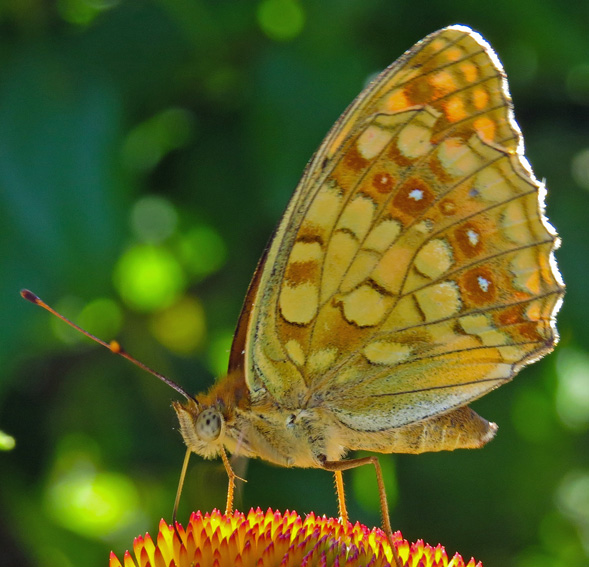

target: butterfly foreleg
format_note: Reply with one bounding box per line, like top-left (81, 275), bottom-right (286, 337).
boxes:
top-left (219, 446), bottom-right (247, 514)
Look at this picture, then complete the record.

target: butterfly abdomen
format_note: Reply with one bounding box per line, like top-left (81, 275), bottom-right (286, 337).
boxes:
top-left (342, 405), bottom-right (497, 455)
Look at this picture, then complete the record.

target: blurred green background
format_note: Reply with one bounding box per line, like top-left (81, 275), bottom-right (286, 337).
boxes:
top-left (2, 1), bottom-right (588, 566)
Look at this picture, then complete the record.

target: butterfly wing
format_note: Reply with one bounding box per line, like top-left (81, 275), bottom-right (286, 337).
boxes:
top-left (231, 26), bottom-right (564, 434)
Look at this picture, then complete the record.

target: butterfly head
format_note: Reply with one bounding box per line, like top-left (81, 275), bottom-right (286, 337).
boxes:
top-left (173, 399), bottom-right (226, 459)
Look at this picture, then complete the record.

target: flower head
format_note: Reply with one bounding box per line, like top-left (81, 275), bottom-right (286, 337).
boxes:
top-left (109, 508), bottom-right (482, 567)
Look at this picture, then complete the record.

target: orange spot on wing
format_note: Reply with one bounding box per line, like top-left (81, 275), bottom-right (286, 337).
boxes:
top-left (461, 267), bottom-right (497, 306)
top-left (430, 71), bottom-right (458, 96)
top-left (385, 88), bottom-right (412, 111)
top-left (494, 304), bottom-right (542, 342)
top-left (393, 178), bottom-right (435, 216)
top-left (444, 95), bottom-right (468, 123)
top-left (474, 116), bottom-right (496, 142)
top-left (454, 222), bottom-right (483, 257)
top-left (445, 46), bottom-right (464, 62)
top-left (460, 61), bottom-right (478, 83)
top-left (372, 172), bottom-right (396, 194)
top-left (472, 86), bottom-right (489, 110)
top-left (440, 199), bottom-right (457, 216)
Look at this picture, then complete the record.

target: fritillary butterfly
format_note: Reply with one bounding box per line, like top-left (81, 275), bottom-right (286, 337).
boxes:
top-left (174, 24), bottom-right (563, 535)
top-left (22, 25), bottom-right (564, 545)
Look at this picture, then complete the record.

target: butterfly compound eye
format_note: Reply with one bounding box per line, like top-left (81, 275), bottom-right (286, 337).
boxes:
top-left (195, 407), bottom-right (223, 442)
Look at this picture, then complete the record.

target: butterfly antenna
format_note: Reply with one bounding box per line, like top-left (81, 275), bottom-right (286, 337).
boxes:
top-left (20, 289), bottom-right (195, 403)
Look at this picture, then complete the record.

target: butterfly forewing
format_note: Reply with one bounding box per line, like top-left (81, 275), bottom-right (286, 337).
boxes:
top-left (234, 26), bottom-right (563, 436)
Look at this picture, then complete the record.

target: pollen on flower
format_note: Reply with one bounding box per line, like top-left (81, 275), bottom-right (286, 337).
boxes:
top-left (109, 508), bottom-right (483, 567)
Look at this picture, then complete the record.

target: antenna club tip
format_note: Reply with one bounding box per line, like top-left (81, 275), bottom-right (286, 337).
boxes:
top-left (20, 289), bottom-right (40, 304)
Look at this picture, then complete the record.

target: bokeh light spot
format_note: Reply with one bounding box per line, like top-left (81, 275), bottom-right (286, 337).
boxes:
top-left (48, 470), bottom-right (140, 538)
top-left (150, 295), bottom-right (206, 355)
top-left (50, 296), bottom-right (122, 345)
top-left (257, 0), bottom-right (305, 41)
top-left (571, 148), bottom-right (589, 191)
top-left (205, 66), bottom-right (243, 104)
top-left (351, 452), bottom-right (397, 514)
top-left (114, 245), bottom-right (185, 312)
top-left (122, 107), bottom-right (195, 172)
top-left (51, 296), bottom-right (86, 344)
top-left (538, 510), bottom-right (584, 563)
top-left (178, 225), bottom-right (226, 280)
top-left (131, 195), bottom-right (178, 243)
top-left (515, 549), bottom-right (565, 567)
top-left (556, 347), bottom-right (589, 430)
top-left (78, 297), bottom-right (123, 342)
top-left (57, 0), bottom-right (119, 26)
top-left (556, 470), bottom-right (589, 554)
top-left (208, 329), bottom-right (234, 376)
top-left (0, 430), bottom-right (16, 451)
top-left (45, 434), bottom-right (141, 538)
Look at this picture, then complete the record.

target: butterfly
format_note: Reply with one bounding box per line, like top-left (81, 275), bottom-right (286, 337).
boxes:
top-left (172, 24), bottom-right (564, 535)
top-left (22, 24), bottom-right (564, 547)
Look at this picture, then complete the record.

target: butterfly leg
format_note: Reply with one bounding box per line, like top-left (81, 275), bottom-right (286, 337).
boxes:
top-left (220, 447), bottom-right (237, 514)
top-left (333, 469), bottom-right (348, 525)
top-left (219, 447), bottom-right (248, 514)
top-left (322, 455), bottom-right (392, 535)
top-left (322, 456), bottom-right (401, 566)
